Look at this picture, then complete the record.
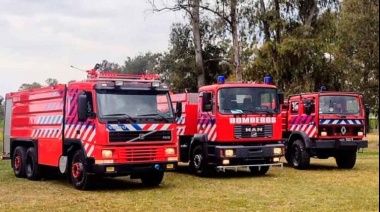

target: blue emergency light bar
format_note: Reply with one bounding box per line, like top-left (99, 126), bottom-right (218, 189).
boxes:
top-left (264, 76), bottom-right (272, 84)
top-left (217, 75), bottom-right (225, 84)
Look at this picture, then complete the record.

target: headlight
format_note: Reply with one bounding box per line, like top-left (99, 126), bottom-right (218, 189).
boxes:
top-left (152, 81), bottom-right (160, 87)
top-left (102, 150), bottom-right (113, 158)
top-left (225, 149), bottom-right (234, 157)
top-left (321, 131), bottom-right (327, 136)
top-left (358, 132), bottom-right (363, 136)
top-left (273, 148), bottom-right (283, 155)
top-left (165, 148), bottom-right (175, 155)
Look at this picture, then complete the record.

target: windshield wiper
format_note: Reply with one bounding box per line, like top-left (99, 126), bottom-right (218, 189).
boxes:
top-left (137, 113), bottom-right (170, 122)
top-left (102, 113), bottom-right (136, 122)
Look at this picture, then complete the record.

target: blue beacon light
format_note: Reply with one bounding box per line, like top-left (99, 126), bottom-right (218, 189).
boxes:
top-left (217, 75), bottom-right (225, 84)
top-left (264, 76), bottom-right (272, 84)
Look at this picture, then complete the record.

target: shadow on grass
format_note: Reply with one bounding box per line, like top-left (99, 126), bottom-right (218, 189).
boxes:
top-left (282, 161), bottom-right (353, 171)
top-left (37, 169), bottom-right (174, 191)
top-left (173, 164), bottom-right (277, 179)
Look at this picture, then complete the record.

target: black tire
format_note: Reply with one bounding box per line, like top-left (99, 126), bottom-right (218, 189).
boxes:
top-left (290, 140), bottom-right (310, 169)
top-left (285, 151), bottom-right (292, 165)
top-left (70, 150), bottom-right (92, 190)
top-left (141, 172), bottom-right (164, 187)
top-left (25, 147), bottom-right (42, 181)
top-left (335, 150), bottom-right (357, 169)
top-left (12, 146), bottom-right (27, 178)
top-left (190, 145), bottom-right (213, 177)
top-left (249, 166), bottom-right (270, 176)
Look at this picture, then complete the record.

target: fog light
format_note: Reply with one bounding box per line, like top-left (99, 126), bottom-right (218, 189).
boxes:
top-left (106, 166), bottom-right (115, 172)
top-left (358, 132), bottom-right (363, 136)
top-left (273, 157), bottom-right (280, 162)
top-left (165, 148), bottom-right (175, 155)
top-left (321, 131), bottom-right (327, 136)
top-left (152, 81), bottom-right (160, 87)
top-left (115, 80), bottom-right (123, 86)
top-left (222, 159), bottom-right (230, 165)
top-left (273, 148), bottom-right (282, 155)
top-left (102, 150), bottom-right (113, 158)
top-left (168, 157), bottom-right (178, 161)
top-left (225, 149), bottom-right (234, 157)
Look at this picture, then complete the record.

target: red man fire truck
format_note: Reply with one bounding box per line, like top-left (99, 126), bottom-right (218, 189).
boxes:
top-left (281, 87), bottom-right (369, 169)
top-left (1, 65), bottom-right (179, 190)
top-left (169, 76), bottom-right (285, 176)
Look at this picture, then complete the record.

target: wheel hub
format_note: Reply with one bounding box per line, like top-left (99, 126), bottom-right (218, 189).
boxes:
top-left (72, 162), bottom-right (83, 179)
top-left (14, 155), bottom-right (21, 169)
top-left (194, 154), bottom-right (202, 169)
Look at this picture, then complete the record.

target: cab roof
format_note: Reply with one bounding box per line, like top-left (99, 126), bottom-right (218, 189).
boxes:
top-left (199, 82), bottom-right (277, 92)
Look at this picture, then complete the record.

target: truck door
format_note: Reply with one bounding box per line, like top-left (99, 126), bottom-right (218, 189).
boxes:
top-left (288, 99), bottom-right (300, 131)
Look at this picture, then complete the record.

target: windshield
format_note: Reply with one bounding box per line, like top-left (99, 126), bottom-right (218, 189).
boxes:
top-left (319, 95), bottom-right (361, 115)
top-left (96, 90), bottom-right (174, 118)
top-left (218, 87), bottom-right (279, 114)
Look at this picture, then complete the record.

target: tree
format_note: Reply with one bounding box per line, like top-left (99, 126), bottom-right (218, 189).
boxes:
top-left (45, 78), bottom-right (58, 86)
top-left (97, 60), bottom-right (122, 73)
top-left (148, 0), bottom-right (206, 87)
top-left (0, 95), bottom-right (4, 121)
top-left (18, 78), bottom-right (59, 91)
top-left (19, 82), bottom-right (43, 91)
top-left (336, 0), bottom-right (379, 114)
top-left (122, 52), bottom-right (162, 74)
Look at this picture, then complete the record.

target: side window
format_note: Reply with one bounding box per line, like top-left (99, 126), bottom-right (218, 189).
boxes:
top-left (303, 98), bottom-right (315, 115)
top-left (84, 91), bottom-right (95, 117)
top-left (291, 101), bottom-right (299, 114)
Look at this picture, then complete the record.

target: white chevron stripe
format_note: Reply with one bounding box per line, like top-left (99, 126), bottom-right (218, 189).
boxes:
top-left (160, 124), bottom-right (170, 130)
top-left (323, 120), bottom-right (330, 124)
top-left (355, 120), bottom-right (361, 124)
top-left (148, 124), bottom-right (158, 131)
top-left (332, 120), bottom-right (339, 124)
top-left (88, 130), bottom-right (96, 142)
top-left (87, 146), bottom-right (95, 157)
top-left (348, 120), bottom-right (354, 124)
top-left (82, 126), bottom-right (92, 141)
top-left (84, 143), bottom-right (89, 151)
top-left (309, 127), bottom-right (316, 137)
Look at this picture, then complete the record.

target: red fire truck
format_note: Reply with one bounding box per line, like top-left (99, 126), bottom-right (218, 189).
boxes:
top-left (1, 65), bottom-right (179, 190)
top-left (281, 87), bottom-right (369, 169)
top-left (168, 76), bottom-right (285, 176)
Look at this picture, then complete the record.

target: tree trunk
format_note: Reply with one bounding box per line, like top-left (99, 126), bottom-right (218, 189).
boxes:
top-left (191, 0), bottom-right (205, 88)
top-left (231, 0), bottom-right (242, 81)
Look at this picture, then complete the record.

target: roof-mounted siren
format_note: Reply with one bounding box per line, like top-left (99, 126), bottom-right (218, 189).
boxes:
top-left (217, 75), bottom-right (225, 84)
top-left (320, 86), bottom-right (327, 92)
top-left (264, 76), bottom-right (272, 84)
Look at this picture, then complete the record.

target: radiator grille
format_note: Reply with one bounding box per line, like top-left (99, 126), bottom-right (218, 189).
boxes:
top-left (109, 131), bottom-right (171, 142)
top-left (234, 125), bottom-right (273, 138)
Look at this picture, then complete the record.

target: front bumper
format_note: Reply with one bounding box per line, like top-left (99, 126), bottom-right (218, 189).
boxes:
top-left (208, 144), bottom-right (285, 166)
top-left (87, 162), bottom-right (178, 176)
top-left (312, 139), bottom-right (368, 149)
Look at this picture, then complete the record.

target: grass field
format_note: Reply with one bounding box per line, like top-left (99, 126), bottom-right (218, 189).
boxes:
top-left (0, 133), bottom-right (378, 212)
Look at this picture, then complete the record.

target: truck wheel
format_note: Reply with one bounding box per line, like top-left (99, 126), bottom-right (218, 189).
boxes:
top-left (249, 166), bottom-right (270, 176)
top-left (190, 145), bottom-right (212, 177)
top-left (335, 150), bottom-right (357, 169)
top-left (290, 140), bottom-right (310, 169)
top-left (12, 146), bottom-right (27, 178)
top-left (25, 147), bottom-right (42, 181)
top-left (70, 150), bottom-right (92, 190)
top-left (285, 152), bottom-right (292, 165)
top-left (141, 172), bottom-right (164, 187)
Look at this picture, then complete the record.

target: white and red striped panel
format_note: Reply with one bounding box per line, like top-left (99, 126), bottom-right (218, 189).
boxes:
top-left (290, 124), bottom-right (316, 138)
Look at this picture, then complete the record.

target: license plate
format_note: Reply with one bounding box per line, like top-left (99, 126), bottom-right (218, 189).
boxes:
top-left (166, 164), bottom-right (174, 169)
top-left (243, 126), bottom-right (264, 138)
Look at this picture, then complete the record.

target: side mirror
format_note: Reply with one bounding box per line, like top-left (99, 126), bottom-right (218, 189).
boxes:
top-left (365, 104), bottom-right (370, 133)
top-left (78, 94), bottom-right (88, 122)
top-left (175, 101), bottom-right (182, 118)
top-left (303, 99), bottom-right (314, 115)
top-left (202, 92), bottom-right (212, 112)
top-left (278, 91), bottom-right (284, 105)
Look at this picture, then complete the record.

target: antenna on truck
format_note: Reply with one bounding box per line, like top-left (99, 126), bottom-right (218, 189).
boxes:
top-left (70, 65), bottom-right (87, 72)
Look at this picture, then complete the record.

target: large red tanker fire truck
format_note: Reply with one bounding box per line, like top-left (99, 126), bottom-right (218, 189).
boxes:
top-left (2, 65), bottom-right (179, 190)
top-left (167, 76), bottom-right (285, 176)
top-left (281, 87), bottom-right (369, 169)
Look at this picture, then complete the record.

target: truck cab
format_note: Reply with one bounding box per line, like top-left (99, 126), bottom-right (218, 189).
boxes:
top-left (282, 89), bottom-right (369, 169)
top-left (2, 66), bottom-right (179, 190)
top-left (171, 76), bottom-right (285, 176)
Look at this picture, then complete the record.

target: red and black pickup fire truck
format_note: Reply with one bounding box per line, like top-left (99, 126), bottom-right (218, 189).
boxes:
top-left (167, 76), bottom-right (285, 176)
top-left (1, 65), bottom-right (179, 190)
top-left (281, 87), bottom-right (369, 169)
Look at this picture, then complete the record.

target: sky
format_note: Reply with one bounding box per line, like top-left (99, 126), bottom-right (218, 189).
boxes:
top-left (0, 0), bottom-right (186, 97)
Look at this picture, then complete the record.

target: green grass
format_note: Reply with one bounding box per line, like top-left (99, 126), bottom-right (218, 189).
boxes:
top-left (0, 135), bottom-right (378, 212)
